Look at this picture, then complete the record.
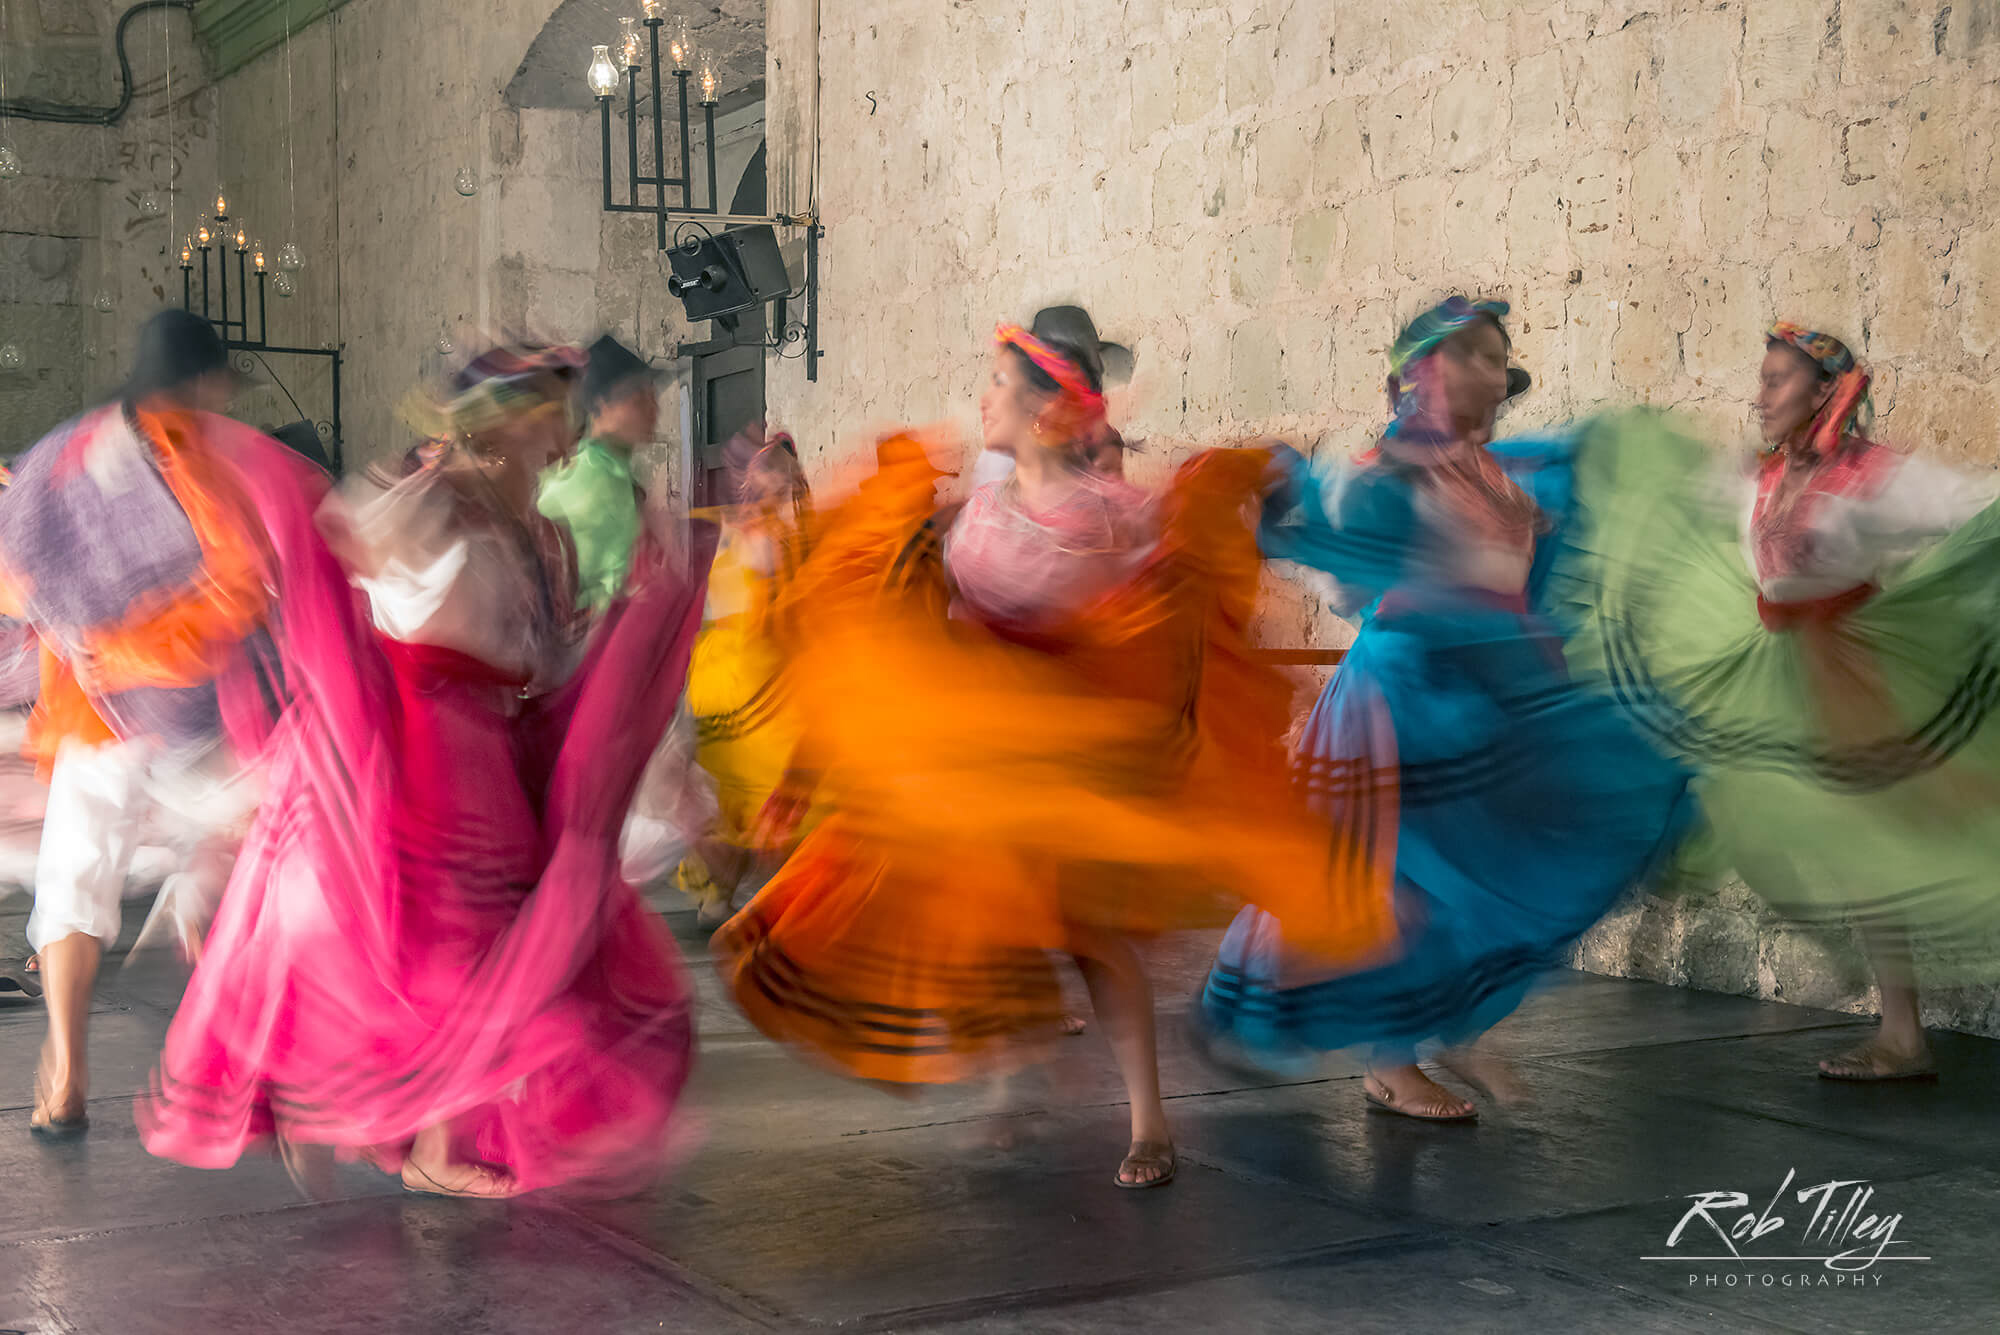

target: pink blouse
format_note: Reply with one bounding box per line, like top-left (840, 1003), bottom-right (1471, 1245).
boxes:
top-left (945, 474), bottom-right (1156, 633)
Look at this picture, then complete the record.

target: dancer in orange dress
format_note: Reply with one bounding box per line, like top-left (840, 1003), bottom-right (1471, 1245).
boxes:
top-left (715, 321), bottom-right (1399, 1187)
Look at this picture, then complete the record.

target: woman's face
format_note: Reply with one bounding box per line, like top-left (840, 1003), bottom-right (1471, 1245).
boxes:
top-left (978, 348), bottom-right (1050, 456)
top-left (1084, 435), bottom-right (1125, 480)
top-left (1434, 321), bottom-right (1510, 439)
top-left (1755, 343), bottom-right (1834, 446)
top-left (481, 405), bottom-right (569, 511)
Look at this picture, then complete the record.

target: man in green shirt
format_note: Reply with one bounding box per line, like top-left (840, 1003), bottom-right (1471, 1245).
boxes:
top-left (537, 334), bottom-right (660, 612)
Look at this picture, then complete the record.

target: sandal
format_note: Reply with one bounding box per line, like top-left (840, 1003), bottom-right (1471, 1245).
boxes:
top-left (0, 964), bottom-right (41, 1005)
top-left (400, 1159), bottom-right (522, 1200)
top-left (30, 1070), bottom-right (88, 1141)
top-left (1818, 1040), bottom-right (1938, 1082)
top-left (1362, 1073), bottom-right (1477, 1123)
top-left (1115, 1139), bottom-right (1177, 1190)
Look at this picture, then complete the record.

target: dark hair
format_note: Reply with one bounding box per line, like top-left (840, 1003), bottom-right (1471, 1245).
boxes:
top-left (122, 308), bottom-right (232, 403)
top-left (1766, 338), bottom-right (1832, 382)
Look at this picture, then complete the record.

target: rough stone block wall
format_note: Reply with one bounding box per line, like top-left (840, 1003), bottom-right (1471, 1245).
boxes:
top-left (762, 0), bottom-right (2000, 1034)
top-left (7, 0), bottom-right (762, 489)
top-left (1, 0), bottom-right (215, 456)
top-left (205, 0), bottom-right (754, 497)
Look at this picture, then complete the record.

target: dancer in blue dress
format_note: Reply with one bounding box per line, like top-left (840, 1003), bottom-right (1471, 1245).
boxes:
top-left (1194, 297), bottom-right (1696, 1120)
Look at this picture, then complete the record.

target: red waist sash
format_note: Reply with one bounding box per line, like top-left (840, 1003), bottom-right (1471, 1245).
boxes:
top-left (1756, 582), bottom-right (1877, 632)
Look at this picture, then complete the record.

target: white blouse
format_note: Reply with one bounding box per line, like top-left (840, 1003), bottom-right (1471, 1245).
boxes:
top-left (331, 469), bottom-right (554, 684)
top-left (1742, 451), bottom-right (1999, 602)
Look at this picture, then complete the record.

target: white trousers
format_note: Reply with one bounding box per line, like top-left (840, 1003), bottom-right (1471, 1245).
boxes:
top-left (27, 738), bottom-right (258, 955)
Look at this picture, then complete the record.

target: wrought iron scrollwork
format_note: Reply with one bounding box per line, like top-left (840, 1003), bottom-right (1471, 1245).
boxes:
top-left (673, 220), bottom-right (717, 253)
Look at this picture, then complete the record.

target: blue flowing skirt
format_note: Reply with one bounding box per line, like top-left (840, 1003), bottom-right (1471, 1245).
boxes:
top-left (1197, 586), bottom-right (1696, 1069)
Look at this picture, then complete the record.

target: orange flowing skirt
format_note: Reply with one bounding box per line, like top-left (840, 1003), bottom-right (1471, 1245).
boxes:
top-left (713, 442), bottom-right (1399, 1084)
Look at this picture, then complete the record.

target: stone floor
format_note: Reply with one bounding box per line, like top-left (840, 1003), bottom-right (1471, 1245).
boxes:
top-left (1, 892), bottom-right (1995, 1334)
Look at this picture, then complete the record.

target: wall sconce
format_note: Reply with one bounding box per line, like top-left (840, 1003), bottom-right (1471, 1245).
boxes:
top-left (589, 9), bottom-right (824, 380)
top-left (587, 44), bottom-right (620, 98)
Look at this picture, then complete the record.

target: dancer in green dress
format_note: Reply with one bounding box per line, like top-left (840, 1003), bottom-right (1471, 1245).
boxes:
top-left (1558, 324), bottom-right (2000, 1081)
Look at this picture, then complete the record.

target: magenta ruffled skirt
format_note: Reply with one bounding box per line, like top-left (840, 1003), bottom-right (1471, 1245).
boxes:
top-left (138, 432), bottom-right (712, 1196)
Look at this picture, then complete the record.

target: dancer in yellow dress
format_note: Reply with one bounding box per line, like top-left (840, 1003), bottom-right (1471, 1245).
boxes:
top-left (674, 427), bottom-right (819, 925)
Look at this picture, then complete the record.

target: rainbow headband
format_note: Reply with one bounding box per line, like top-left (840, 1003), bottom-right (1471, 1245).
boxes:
top-left (994, 324), bottom-right (1106, 416)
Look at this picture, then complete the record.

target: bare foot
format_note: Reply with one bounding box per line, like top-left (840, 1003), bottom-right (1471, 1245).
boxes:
top-left (1819, 1035), bottom-right (1937, 1081)
top-left (278, 1137), bottom-right (339, 1201)
top-left (1362, 1065), bottom-right (1476, 1121)
top-left (1437, 1047), bottom-right (1527, 1106)
top-left (1059, 1014), bottom-right (1087, 1036)
top-left (30, 1063), bottom-right (87, 1136)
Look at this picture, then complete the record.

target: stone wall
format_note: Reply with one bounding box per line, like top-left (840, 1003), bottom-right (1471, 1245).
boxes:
top-left (767, 0), bottom-right (2000, 470)
top-left (207, 0), bottom-right (764, 493)
top-left (759, 0), bottom-right (2000, 1033)
top-left (1, 0), bottom-right (216, 456)
top-left (0, 0), bottom-right (755, 486)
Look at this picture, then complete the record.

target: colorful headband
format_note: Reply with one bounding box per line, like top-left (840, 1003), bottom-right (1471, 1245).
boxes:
top-left (1767, 322), bottom-right (1854, 377)
top-left (1390, 297), bottom-right (1510, 379)
top-left (995, 324), bottom-right (1107, 415)
top-left (1767, 321), bottom-right (1873, 456)
top-left (402, 341), bottom-right (585, 439)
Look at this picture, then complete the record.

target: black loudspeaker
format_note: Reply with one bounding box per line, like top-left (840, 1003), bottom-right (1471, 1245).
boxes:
top-left (665, 225), bottom-right (793, 323)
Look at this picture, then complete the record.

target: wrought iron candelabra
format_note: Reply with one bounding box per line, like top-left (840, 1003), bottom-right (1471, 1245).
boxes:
top-left (176, 192), bottom-right (345, 469)
top-left (590, 10), bottom-right (721, 247)
top-left (589, 8), bottom-right (822, 379)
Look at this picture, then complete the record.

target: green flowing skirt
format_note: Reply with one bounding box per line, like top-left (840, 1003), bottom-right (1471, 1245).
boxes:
top-left (1552, 412), bottom-right (2000, 980)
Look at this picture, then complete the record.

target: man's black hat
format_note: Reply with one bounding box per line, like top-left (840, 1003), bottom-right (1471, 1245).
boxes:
top-left (1030, 305), bottom-right (1134, 389)
top-left (577, 334), bottom-right (659, 414)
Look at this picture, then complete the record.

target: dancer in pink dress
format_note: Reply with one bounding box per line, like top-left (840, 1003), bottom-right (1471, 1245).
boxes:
top-left (140, 344), bottom-right (714, 1199)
